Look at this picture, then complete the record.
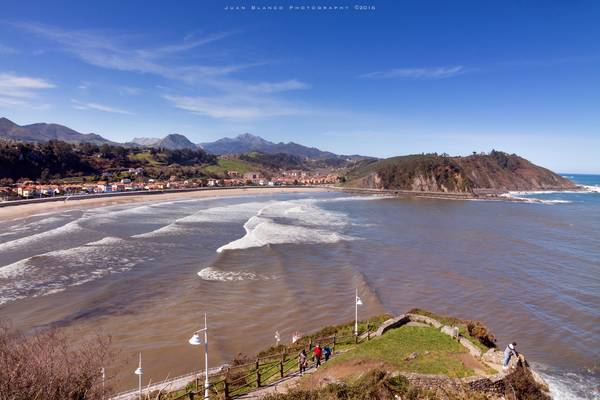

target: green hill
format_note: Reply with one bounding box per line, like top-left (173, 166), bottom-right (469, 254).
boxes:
top-left (344, 151), bottom-right (576, 193)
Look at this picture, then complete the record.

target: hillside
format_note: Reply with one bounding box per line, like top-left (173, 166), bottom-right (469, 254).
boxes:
top-left (0, 117), bottom-right (114, 145)
top-left (157, 310), bottom-right (550, 400)
top-left (0, 140), bottom-right (216, 181)
top-left (345, 151), bottom-right (577, 193)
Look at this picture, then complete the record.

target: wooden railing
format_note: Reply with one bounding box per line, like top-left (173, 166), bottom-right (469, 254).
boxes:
top-left (166, 330), bottom-right (373, 400)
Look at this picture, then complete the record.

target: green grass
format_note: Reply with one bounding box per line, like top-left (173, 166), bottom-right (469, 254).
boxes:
top-left (129, 152), bottom-right (163, 166)
top-left (202, 158), bottom-right (257, 176)
top-left (408, 309), bottom-right (495, 352)
top-left (325, 326), bottom-right (474, 378)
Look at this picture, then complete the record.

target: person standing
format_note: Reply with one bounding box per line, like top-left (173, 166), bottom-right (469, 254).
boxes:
top-left (323, 345), bottom-right (332, 362)
top-left (313, 343), bottom-right (322, 368)
top-left (503, 342), bottom-right (519, 370)
top-left (298, 349), bottom-right (307, 375)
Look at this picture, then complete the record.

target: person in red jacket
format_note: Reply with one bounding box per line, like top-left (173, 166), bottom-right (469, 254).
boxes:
top-left (313, 343), bottom-right (322, 368)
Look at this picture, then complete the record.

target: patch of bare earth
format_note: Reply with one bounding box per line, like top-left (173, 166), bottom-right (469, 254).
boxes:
top-left (296, 359), bottom-right (396, 389)
top-left (451, 352), bottom-right (490, 376)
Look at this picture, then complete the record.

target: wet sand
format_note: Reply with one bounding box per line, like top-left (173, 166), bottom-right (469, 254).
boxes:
top-left (0, 187), bottom-right (328, 221)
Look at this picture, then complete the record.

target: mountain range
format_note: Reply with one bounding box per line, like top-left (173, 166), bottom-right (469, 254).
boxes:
top-left (0, 117), bottom-right (115, 146)
top-left (0, 117), bottom-right (346, 159)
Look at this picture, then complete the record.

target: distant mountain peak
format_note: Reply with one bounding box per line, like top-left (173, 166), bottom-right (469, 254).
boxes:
top-left (200, 133), bottom-right (338, 159)
top-left (156, 133), bottom-right (197, 150)
top-left (0, 117), bottom-right (114, 145)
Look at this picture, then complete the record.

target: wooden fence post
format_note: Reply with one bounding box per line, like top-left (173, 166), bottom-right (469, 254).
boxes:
top-left (355, 334), bottom-right (358, 344)
top-left (280, 352), bottom-right (285, 378)
top-left (195, 377), bottom-right (200, 391)
top-left (332, 334), bottom-right (336, 353)
top-left (188, 392), bottom-right (194, 400)
top-left (256, 358), bottom-right (261, 388)
top-left (224, 367), bottom-right (231, 400)
top-left (224, 379), bottom-right (230, 400)
top-left (367, 331), bottom-right (371, 341)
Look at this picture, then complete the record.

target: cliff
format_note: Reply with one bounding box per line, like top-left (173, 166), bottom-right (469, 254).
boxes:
top-left (345, 151), bottom-right (577, 193)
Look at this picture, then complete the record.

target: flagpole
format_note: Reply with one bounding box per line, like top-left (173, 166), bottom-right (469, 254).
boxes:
top-left (355, 288), bottom-right (358, 336)
top-left (204, 313), bottom-right (209, 400)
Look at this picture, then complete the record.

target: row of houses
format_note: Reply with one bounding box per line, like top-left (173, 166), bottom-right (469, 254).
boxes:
top-left (2, 170), bottom-right (341, 200)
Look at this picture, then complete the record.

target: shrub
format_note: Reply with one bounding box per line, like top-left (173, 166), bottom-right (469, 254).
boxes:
top-left (466, 320), bottom-right (497, 348)
top-left (0, 324), bottom-right (113, 400)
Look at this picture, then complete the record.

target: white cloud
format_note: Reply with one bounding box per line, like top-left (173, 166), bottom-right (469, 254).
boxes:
top-left (0, 72), bottom-right (55, 108)
top-left (12, 22), bottom-right (247, 85)
top-left (71, 99), bottom-right (133, 115)
top-left (164, 94), bottom-right (307, 119)
top-left (14, 22), bottom-right (312, 120)
top-left (246, 79), bottom-right (310, 93)
top-left (360, 66), bottom-right (466, 80)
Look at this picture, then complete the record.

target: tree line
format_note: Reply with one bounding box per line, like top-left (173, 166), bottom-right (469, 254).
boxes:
top-left (0, 140), bottom-right (217, 182)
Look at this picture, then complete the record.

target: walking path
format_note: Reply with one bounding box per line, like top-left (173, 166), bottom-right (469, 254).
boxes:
top-left (110, 366), bottom-right (223, 400)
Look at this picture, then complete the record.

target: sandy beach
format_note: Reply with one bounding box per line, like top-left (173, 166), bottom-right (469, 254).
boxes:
top-left (0, 187), bottom-right (329, 221)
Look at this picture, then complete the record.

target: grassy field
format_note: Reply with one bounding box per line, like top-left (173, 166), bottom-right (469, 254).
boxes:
top-left (129, 151), bottom-right (164, 166)
top-left (202, 158), bottom-right (258, 176)
top-left (325, 325), bottom-right (475, 378)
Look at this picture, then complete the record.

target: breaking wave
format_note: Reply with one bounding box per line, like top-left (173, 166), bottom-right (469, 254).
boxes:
top-left (197, 267), bottom-right (276, 281)
top-left (0, 236), bottom-right (147, 305)
top-left (216, 199), bottom-right (354, 253)
top-left (0, 220), bottom-right (84, 252)
top-left (132, 201), bottom-right (268, 238)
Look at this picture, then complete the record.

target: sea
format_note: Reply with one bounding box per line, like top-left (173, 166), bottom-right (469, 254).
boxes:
top-left (0, 174), bottom-right (598, 399)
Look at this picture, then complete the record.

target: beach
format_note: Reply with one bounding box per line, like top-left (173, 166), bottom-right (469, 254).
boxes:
top-left (0, 186), bottom-right (328, 221)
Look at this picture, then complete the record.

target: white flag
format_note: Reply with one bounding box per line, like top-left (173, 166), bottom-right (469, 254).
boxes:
top-left (292, 332), bottom-right (301, 343)
top-left (356, 296), bottom-right (363, 305)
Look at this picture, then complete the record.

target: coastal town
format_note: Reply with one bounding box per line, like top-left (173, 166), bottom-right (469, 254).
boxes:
top-left (0, 168), bottom-right (341, 202)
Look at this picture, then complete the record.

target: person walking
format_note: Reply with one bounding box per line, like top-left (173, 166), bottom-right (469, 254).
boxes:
top-left (323, 345), bottom-right (332, 362)
top-left (298, 349), bottom-right (307, 375)
top-left (313, 343), bottom-right (322, 368)
top-left (503, 342), bottom-right (519, 370)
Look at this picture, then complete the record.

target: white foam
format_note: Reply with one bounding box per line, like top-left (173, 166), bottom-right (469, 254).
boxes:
top-left (216, 200), bottom-right (353, 253)
top-left (132, 201), bottom-right (269, 238)
top-left (535, 366), bottom-right (600, 400)
top-left (0, 236), bottom-right (148, 305)
top-left (197, 267), bottom-right (276, 281)
top-left (583, 185), bottom-right (600, 193)
top-left (500, 192), bottom-right (573, 204)
top-left (0, 220), bottom-right (83, 253)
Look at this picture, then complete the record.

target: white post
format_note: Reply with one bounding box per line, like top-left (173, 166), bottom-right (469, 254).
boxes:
top-left (101, 367), bottom-right (105, 399)
top-left (354, 288), bottom-right (358, 336)
top-left (204, 313), bottom-right (209, 400)
top-left (138, 354), bottom-right (142, 399)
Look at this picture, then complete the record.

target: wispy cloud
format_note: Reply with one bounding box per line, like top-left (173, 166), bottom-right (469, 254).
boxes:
top-left (0, 43), bottom-right (17, 54)
top-left (0, 72), bottom-right (55, 108)
top-left (13, 21), bottom-right (311, 120)
top-left (71, 99), bottom-right (133, 115)
top-left (164, 94), bottom-right (308, 119)
top-left (360, 65), bottom-right (466, 80)
top-left (12, 22), bottom-right (249, 85)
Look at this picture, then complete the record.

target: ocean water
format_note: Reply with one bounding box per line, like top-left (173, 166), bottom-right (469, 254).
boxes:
top-left (0, 177), bottom-right (598, 398)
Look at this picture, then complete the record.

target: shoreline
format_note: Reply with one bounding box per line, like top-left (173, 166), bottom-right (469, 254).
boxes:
top-left (0, 186), bottom-right (330, 221)
top-left (1, 184), bottom-right (591, 221)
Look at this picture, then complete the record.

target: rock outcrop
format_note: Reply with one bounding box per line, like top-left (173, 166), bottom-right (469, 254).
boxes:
top-left (345, 151), bottom-right (577, 193)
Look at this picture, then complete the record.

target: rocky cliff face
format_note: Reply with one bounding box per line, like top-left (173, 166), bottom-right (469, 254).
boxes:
top-left (346, 151), bottom-right (577, 193)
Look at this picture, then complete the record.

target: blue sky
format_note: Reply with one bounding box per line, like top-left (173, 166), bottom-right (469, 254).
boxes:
top-left (0, 0), bottom-right (599, 173)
